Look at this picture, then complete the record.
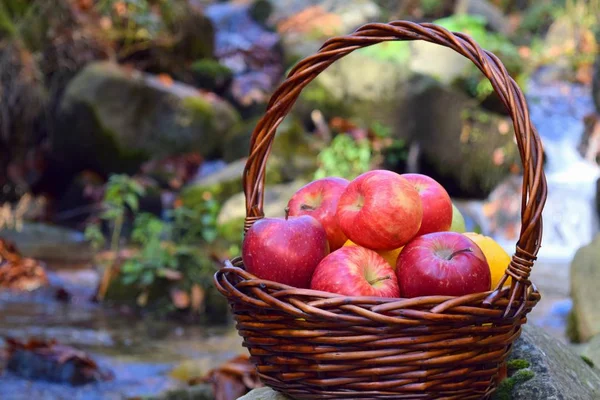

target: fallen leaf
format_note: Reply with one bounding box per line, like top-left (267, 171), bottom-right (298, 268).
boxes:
top-left (191, 284), bottom-right (205, 312)
top-left (137, 290), bottom-right (149, 307)
top-left (157, 73), bottom-right (174, 87)
top-left (493, 148), bottom-right (505, 166)
top-left (171, 288), bottom-right (190, 309)
top-left (160, 268), bottom-right (183, 281)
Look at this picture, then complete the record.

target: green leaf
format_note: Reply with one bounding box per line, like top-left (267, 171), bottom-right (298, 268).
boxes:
top-left (124, 193), bottom-right (139, 212)
top-left (202, 229), bottom-right (217, 243)
top-left (121, 274), bottom-right (138, 286)
top-left (141, 270), bottom-right (155, 286)
top-left (122, 260), bottom-right (142, 274)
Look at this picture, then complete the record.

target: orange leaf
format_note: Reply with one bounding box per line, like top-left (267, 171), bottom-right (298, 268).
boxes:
top-left (157, 74), bottom-right (174, 87)
top-left (191, 284), bottom-right (205, 312)
top-left (171, 289), bottom-right (190, 309)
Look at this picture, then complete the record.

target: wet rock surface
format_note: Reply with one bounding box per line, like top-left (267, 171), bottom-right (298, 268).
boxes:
top-left (0, 269), bottom-right (245, 400)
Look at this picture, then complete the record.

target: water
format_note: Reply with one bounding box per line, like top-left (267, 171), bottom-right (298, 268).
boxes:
top-left (0, 274), bottom-right (243, 399)
top-left (526, 75), bottom-right (600, 262)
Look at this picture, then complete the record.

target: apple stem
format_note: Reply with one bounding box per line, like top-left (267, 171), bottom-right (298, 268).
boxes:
top-left (368, 275), bottom-right (391, 285)
top-left (300, 204), bottom-right (316, 211)
top-left (284, 207), bottom-right (290, 220)
top-left (447, 248), bottom-right (473, 260)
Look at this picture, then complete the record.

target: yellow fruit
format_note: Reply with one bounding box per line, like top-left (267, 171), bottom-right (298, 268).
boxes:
top-left (463, 232), bottom-right (511, 289)
top-left (343, 240), bottom-right (403, 270)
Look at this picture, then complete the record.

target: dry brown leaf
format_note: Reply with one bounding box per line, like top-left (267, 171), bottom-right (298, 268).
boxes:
top-left (493, 148), bottom-right (505, 166)
top-left (161, 268), bottom-right (183, 281)
top-left (157, 73), bottom-right (174, 87)
top-left (137, 290), bottom-right (149, 307)
top-left (191, 284), bottom-right (205, 312)
top-left (171, 288), bottom-right (190, 309)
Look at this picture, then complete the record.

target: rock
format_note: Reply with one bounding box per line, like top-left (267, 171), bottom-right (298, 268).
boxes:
top-left (0, 223), bottom-right (92, 266)
top-left (582, 334), bottom-right (600, 370)
top-left (272, 0), bottom-right (382, 61)
top-left (204, 2), bottom-right (284, 110)
top-left (6, 338), bottom-right (113, 385)
top-left (405, 77), bottom-right (519, 199)
top-left (409, 41), bottom-right (471, 86)
top-left (182, 158), bottom-right (249, 206)
top-left (181, 123), bottom-right (317, 209)
top-left (217, 180), bottom-right (308, 226)
top-left (148, 3), bottom-right (215, 82)
top-left (140, 383), bottom-right (214, 400)
top-left (570, 234), bottom-right (600, 342)
top-left (498, 324), bottom-right (600, 399)
top-left (296, 42), bottom-right (412, 128)
top-left (455, 0), bottom-right (511, 34)
top-left (222, 115), bottom-right (319, 180)
top-left (239, 387), bottom-right (290, 400)
top-left (55, 62), bottom-right (240, 175)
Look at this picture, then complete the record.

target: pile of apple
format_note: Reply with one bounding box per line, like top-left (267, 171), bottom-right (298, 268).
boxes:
top-left (242, 170), bottom-right (496, 298)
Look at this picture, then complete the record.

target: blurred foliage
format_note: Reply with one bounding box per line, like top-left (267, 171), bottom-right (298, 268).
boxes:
top-left (314, 122), bottom-right (408, 180)
top-left (434, 14), bottom-right (523, 100)
top-left (85, 174), bottom-right (221, 316)
top-left (97, 0), bottom-right (171, 54)
top-left (314, 134), bottom-right (371, 180)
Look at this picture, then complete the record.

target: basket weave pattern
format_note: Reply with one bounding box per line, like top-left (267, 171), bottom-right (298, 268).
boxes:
top-left (215, 20), bottom-right (547, 400)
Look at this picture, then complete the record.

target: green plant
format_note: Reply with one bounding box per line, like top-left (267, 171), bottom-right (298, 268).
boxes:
top-left (96, 0), bottom-right (175, 57)
top-left (314, 134), bottom-right (371, 180)
top-left (85, 173), bottom-right (223, 315)
top-left (85, 174), bottom-right (146, 300)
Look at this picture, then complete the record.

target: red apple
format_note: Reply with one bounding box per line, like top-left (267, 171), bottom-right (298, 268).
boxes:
top-left (242, 215), bottom-right (329, 288)
top-left (336, 170), bottom-right (422, 250)
top-left (396, 232), bottom-right (491, 297)
top-left (402, 173), bottom-right (452, 236)
top-left (310, 246), bottom-right (400, 297)
top-left (287, 177), bottom-right (349, 250)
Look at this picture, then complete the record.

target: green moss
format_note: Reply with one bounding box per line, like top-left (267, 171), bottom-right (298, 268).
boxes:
top-left (216, 217), bottom-right (245, 244)
top-left (181, 177), bottom-right (242, 206)
top-left (298, 81), bottom-right (350, 120)
top-left (492, 369), bottom-right (535, 400)
top-left (581, 355), bottom-right (595, 368)
top-left (79, 102), bottom-right (148, 174)
top-left (567, 310), bottom-right (582, 343)
top-left (181, 96), bottom-right (215, 126)
top-left (507, 359), bottom-right (531, 372)
top-left (190, 59), bottom-right (232, 91)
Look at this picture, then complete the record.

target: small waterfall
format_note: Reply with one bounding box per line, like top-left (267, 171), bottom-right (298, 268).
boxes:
top-left (464, 75), bottom-right (600, 263)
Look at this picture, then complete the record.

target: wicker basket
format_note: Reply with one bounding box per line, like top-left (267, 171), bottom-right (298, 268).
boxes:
top-left (215, 20), bottom-right (547, 400)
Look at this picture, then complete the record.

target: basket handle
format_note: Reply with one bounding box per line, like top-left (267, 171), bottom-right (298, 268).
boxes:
top-left (242, 21), bottom-right (547, 290)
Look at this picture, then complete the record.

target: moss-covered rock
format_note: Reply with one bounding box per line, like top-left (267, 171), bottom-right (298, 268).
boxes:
top-left (295, 44), bottom-right (412, 128)
top-left (570, 234), bottom-right (600, 343)
top-left (217, 180), bottom-right (309, 226)
top-left (181, 159), bottom-right (249, 207)
top-left (190, 59), bottom-right (233, 92)
top-left (55, 62), bottom-right (240, 175)
top-left (398, 76), bottom-right (519, 199)
top-left (497, 324), bottom-right (600, 399)
top-left (581, 333), bottom-right (600, 368)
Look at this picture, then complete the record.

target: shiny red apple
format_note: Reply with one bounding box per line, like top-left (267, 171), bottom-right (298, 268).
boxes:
top-left (287, 177), bottom-right (350, 250)
top-left (242, 215), bottom-right (329, 288)
top-left (396, 231), bottom-right (491, 297)
top-left (310, 246), bottom-right (400, 297)
top-left (336, 170), bottom-right (422, 250)
top-left (402, 173), bottom-right (452, 236)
